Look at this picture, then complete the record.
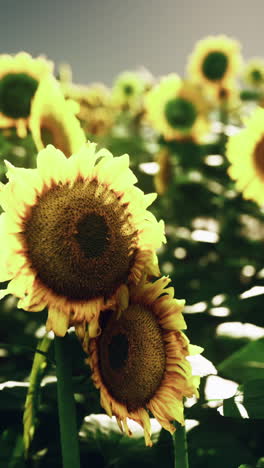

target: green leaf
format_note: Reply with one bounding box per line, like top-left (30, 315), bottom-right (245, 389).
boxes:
top-left (257, 457), bottom-right (264, 467)
top-left (0, 429), bottom-right (25, 468)
top-left (223, 396), bottom-right (242, 418)
top-left (188, 416), bottom-right (255, 468)
top-left (242, 379), bottom-right (264, 419)
top-left (79, 415), bottom-right (163, 467)
top-left (217, 338), bottom-right (264, 382)
top-left (8, 433), bottom-right (24, 468)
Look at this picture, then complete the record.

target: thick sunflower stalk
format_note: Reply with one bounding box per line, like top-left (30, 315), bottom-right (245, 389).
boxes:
top-left (1, 34), bottom-right (264, 468)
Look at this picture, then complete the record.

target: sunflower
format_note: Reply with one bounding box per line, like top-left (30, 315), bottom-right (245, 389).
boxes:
top-left (144, 74), bottom-right (209, 142)
top-left (187, 35), bottom-right (242, 94)
top-left (69, 83), bottom-right (116, 137)
top-left (111, 71), bottom-right (147, 113)
top-left (0, 143), bottom-right (165, 336)
top-left (226, 107), bottom-right (264, 204)
top-left (29, 76), bottom-right (86, 157)
top-left (0, 52), bottom-right (54, 137)
top-left (85, 277), bottom-right (202, 446)
top-left (243, 58), bottom-right (264, 88)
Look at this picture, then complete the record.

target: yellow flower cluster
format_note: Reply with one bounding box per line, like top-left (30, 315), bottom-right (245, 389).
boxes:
top-left (0, 52), bottom-right (85, 149)
top-left (0, 37), bottom-right (259, 151)
top-left (11, 39), bottom-right (263, 446)
top-left (3, 34), bottom-right (264, 446)
top-left (0, 56), bottom-right (202, 445)
top-left (0, 138), bottom-right (201, 444)
top-left (4, 33), bottom-right (264, 446)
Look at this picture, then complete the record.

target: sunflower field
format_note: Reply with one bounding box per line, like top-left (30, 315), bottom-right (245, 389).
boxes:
top-left (0, 35), bottom-right (264, 468)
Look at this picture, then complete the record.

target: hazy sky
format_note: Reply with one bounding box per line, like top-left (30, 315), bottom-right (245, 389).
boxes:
top-left (2, 0), bottom-right (264, 86)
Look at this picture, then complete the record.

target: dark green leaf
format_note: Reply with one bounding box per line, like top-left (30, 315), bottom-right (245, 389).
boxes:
top-left (223, 396), bottom-right (242, 418)
top-left (217, 338), bottom-right (264, 383)
top-left (242, 379), bottom-right (264, 418)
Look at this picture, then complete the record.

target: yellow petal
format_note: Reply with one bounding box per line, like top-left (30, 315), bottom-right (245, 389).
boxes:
top-left (46, 308), bottom-right (69, 337)
top-left (37, 145), bottom-right (67, 185)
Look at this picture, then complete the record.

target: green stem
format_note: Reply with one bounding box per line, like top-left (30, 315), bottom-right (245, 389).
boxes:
top-left (55, 334), bottom-right (80, 468)
top-left (172, 422), bottom-right (189, 468)
top-left (23, 335), bottom-right (51, 457)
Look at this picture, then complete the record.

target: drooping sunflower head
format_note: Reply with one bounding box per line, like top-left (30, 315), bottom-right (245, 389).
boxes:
top-left (111, 71), bottom-right (147, 113)
top-left (187, 35), bottom-right (242, 92)
top-left (29, 76), bottom-right (86, 157)
top-left (86, 277), bottom-right (202, 446)
top-left (145, 74), bottom-right (209, 142)
top-left (0, 143), bottom-right (165, 336)
top-left (226, 107), bottom-right (264, 205)
top-left (0, 52), bottom-right (54, 137)
top-left (243, 58), bottom-right (264, 88)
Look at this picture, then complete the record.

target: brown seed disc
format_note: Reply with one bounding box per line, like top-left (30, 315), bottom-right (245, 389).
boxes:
top-left (23, 179), bottom-right (138, 301)
top-left (98, 304), bottom-right (166, 412)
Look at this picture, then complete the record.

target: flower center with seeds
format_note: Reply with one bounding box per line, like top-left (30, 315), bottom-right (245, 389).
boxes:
top-left (0, 73), bottom-right (38, 118)
top-left (123, 84), bottom-right (134, 95)
top-left (75, 213), bottom-right (109, 258)
top-left (108, 333), bottom-right (129, 369)
top-left (253, 136), bottom-right (264, 180)
top-left (251, 69), bottom-right (263, 83)
top-left (202, 51), bottom-right (228, 81)
top-left (98, 304), bottom-right (166, 412)
top-left (23, 179), bottom-right (138, 301)
top-left (165, 97), bottom-right (197, 130)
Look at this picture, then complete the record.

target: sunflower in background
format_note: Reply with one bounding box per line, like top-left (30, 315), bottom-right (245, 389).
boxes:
top-left (73, 84), bottom-right (116, 137)
top-left (29, 76), bottom-right (86, 157)
top-left (111, 70), bottom-right (151, 114)
top-left (84, 277), bottom-right (202, 446)
top-left (58, 63), bottom-right (115, 137)
top-left (243, 58), bottom-right (264, 88)
top-left (145, 74), bottom-right (209, 142)
top-left (226, 107), bottom-right (264, 205)
top-left (0, 142), bottom-right (165, 336)
top-left (0, 52), bottom-right (54, 137)
top-left (241, 59), bottom-right (264, 109)
top-left (187, 35), bottom-right (242, 97)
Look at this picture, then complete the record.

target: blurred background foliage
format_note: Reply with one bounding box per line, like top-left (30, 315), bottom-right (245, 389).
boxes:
top-left (1, 39), bottom-right (264, 467)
